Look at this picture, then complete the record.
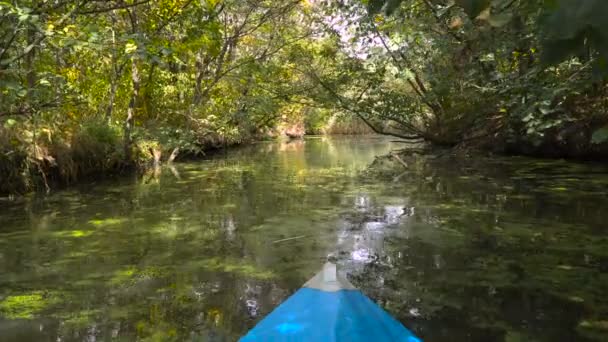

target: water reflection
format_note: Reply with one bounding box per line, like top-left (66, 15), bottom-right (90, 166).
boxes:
top-left (0, 137), bottom-right (607, 342)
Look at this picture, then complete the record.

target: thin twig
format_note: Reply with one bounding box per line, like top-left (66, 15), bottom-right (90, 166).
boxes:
top-left (272, 235), bottom-right (308, 244)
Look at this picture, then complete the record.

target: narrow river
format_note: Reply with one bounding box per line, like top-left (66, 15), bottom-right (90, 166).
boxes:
top-left (1, 136), bottom-right (607, 341)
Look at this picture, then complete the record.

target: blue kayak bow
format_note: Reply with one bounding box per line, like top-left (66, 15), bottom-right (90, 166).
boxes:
top-left (240, 263), bottom-right (422, 341)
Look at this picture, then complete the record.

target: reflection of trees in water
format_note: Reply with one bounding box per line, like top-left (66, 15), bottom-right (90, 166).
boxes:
top-left (348, 157), bottom-right (608, 342)
top-left (3, 138), bottom-right (606, 341)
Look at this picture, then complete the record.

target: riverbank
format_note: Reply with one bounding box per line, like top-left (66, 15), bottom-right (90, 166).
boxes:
top-left (3, 116), bottom-right (607, 197)
top-left (0, 119), bottom-right (252, 196)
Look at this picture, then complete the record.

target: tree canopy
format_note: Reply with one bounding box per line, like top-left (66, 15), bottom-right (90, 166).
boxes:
top-left (1, 0), bottom-right (608, 193)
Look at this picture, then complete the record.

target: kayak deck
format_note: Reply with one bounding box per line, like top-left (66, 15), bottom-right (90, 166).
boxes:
top-left (240, 263), bottom-right (421, 341)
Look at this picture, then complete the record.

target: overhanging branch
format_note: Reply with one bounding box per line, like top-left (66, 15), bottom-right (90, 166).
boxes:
top-left (306, 68), bottom-right (426, 141)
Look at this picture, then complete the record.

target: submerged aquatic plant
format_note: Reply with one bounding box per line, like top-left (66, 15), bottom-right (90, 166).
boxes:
top-left (0, 291), bottom-right (60, 319)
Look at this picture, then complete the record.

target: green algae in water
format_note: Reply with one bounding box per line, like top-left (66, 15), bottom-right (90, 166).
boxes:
top-left (88, 217), bottom-right (127, 227)
top-left (51, 230), bottom-right (94, 238)
top-left (0, 137), bottom-right (607, 341)
top-left (56, 309), bottom-right (101, 328)
top-left (0, 291), bottom-right (60, 319)
top-left (186, 258), bottom-right (276, 280)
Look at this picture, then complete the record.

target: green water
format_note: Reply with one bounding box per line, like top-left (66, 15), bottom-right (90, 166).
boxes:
top-left (0, 136), bottom-right (607, 341)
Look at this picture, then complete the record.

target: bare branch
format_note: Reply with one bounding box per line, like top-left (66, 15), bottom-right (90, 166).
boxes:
top-left (77, 0), bottom-right (152, 15)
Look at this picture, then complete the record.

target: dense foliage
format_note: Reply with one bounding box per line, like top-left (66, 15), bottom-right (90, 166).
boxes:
top-left (0, 0), bottom-right (321, 193)
top-left (309, 0), bottom-right (608, 153)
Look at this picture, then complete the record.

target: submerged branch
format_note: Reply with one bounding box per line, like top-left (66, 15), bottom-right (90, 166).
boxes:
top-left (390, 152), bottom-right (409, 169)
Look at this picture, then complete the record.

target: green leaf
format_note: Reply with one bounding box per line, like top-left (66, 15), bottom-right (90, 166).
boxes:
top-left (4, 118), bottom-right (17, 128)
top-left (591, 127), bottom-right (608, 144)
top-left (0, 2), bottom-right (14, 10)
top-left (125, 42), bottom-right (138, 54)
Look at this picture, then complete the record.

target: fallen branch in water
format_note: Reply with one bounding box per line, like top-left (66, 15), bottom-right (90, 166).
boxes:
top-left (393, 170), bottom-right (408, 183)
top-left (272, 235), bottom-right (308, 244)
top-left (390, 140), bottom-right (423, 144)
top-left (390, 153), bottom-right (409, 169)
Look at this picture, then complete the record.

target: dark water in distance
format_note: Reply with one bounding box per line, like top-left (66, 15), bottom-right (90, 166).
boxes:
top-left (1, 136), bottom-right (607, 341)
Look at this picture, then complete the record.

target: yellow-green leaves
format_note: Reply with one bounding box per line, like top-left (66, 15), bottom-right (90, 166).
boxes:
top-left (46, 23), bottom-right (55, 35)
top-left (125, 42), bottom-right (138, 54)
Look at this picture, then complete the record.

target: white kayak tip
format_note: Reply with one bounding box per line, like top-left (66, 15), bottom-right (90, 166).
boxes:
top-left (304, 262), bottom-right (356, 292)
top-left (323, 262), bottom-right (338, 282)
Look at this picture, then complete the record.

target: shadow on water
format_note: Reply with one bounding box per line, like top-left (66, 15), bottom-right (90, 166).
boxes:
top-left (0, 136), bottom-right (607, 341)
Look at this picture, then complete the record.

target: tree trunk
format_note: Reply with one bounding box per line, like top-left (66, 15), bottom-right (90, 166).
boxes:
top-left (124, 58), bottom-right (140, 161)
top-left (124, 8), bottom-right (140, 162)
top-left (25, 27), bottom-right (37, 104)
top-left (106, 81), bottom-right (118, 121)
top-left (192, 51), bottom-right (207, 106)
top-left (106, 21), bottom-right (118, 122)
top-left (193, 36), bottom-right (235, 108)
